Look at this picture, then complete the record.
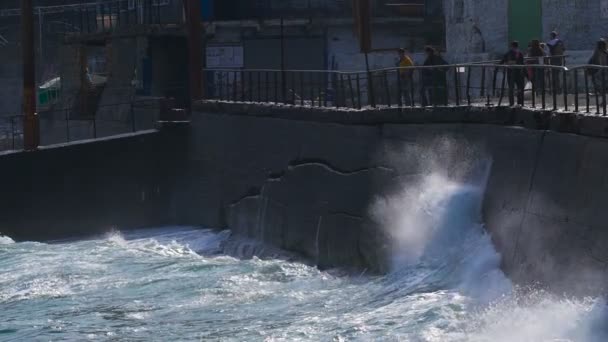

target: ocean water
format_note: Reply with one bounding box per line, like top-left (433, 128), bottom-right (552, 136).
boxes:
top-left (1, 172), bottom-right (607, 341)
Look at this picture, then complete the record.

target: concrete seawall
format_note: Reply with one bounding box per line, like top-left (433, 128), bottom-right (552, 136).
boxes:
top-left (0, 127), bottom-right (186, 241)
top-left (177, 102), bottom-right (608, 295)
top-left (1, 101), bottom-right (607, 296)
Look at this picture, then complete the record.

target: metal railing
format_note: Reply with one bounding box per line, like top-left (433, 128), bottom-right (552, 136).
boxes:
top-left (0, 95), bottom-right (178, 152)
top-left (63, 0), bottom-right (184, 35)
top-left (204, 63), bottom-right (608, 115)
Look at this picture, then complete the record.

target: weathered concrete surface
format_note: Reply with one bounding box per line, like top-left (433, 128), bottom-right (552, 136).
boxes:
top-left (184, 102), bottom-right (608, 295)
top-left (0, 126), bottom-right (187, 241)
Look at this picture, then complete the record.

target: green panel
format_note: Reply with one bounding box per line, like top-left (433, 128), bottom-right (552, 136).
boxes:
top-left (509, 0), bottom-right (542, 47)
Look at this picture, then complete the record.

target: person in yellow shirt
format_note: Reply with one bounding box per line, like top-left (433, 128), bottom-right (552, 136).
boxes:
top-left (397, 48), bottom-right (414, 105)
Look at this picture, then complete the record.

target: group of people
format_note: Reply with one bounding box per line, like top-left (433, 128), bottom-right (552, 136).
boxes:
top-left (397, 46), bottom-right (448, 106)
top-left (395, 31), bottom-right (568, 107)
top-left (501, 31), bottom-right (566, 106)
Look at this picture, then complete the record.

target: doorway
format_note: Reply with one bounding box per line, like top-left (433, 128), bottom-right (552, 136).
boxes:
top-left (508, 0), bottom-right (542, 47)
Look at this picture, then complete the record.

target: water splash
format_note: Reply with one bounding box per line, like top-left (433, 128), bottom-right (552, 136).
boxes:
top-left (0, 235), bottom-right (15, 244)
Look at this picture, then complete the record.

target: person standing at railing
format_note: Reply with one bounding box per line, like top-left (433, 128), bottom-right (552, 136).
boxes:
top-left (547, 31), bottom-right (566, 93)
top-left (421, 46), bottom-right (448, 106)
top-left (527, 40), bottom-right (546, 95)
top-left (588, 39), bottom-right (608, 104)
top-left (501, 41), bottom-right (525, 106)
top-left (397, 48), bottom-right (415, 106)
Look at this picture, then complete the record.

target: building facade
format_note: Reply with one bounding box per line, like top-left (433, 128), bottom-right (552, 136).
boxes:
top-left (444, 0), bottom-right (608, 62)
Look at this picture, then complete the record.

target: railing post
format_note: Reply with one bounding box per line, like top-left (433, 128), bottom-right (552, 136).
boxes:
top-left (116, 1), bottom-right (120, 28)
top-left (323, 73), bottom-right (329, 107)
top-left (291, 72), bottom-right (296, 105)
top-left (348, 74), bottom-right (356, 109)
top-left (396, 69), bottom-right (403, 108)
top-left (218, 71), bottom-right (223, 100)
top-left (541, 67), bottom-right (546, 109)
top-left (563, 68), bottom-right (568, 112)
top-left (243, 70), bottom-right (247, 102)
top-left (531, 66), bottom-right (536, 108)
top-left (498, 67), bottom-right (506, 106)
top-left (480, 66), bottom-right (486, 98)
top-left (356, 73), bottom-right (362, 109)
top-left (585, 68), bottom-right (590, 113)
top-left (248, 71), bottom-right (253, 102)
top-left (310, 73), bottom-right (315, 107)
top-left (11, 116), bottom-right (15, 149)
top-left (410, 69), bottom-right (415, 107)
top-left (466, 66), bottom-right (471, 106)
top-left (602, 69), bottom-right (607, 116)
top-left (259, 71), bottom-right (263, 103)
top-left (454, 66), bottom-right (461, 106)
top-left (300, 72), bottom-right (305, 106)
top-left (383, 71), bottom-right (391, 107)
top-left (573, 69), bottom-right (579, 112)
top-left (552, 67), bottom-right (558, 111)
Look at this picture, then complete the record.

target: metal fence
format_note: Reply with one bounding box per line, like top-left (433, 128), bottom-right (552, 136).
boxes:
top-left (0, 97), bottom-right (170, 152)
top-left (63, 0), bottom-right (184, 35)
top-left (204, 63), bottom-right (608, 115)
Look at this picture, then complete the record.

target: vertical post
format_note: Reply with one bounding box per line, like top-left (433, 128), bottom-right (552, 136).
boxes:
top-left (347, 74), bottom-right (356, 109)
top-left (248, 71), bottom-right (253, 102)
top-left (365, 53), bottom-right (375, 107)
top-left (602, 69), bottom-right (607, 115)
top-left (243, 70), bottom-right (247, 101)
top-left (186, 0), bottom-right (203, 103)
top-left (466, 66), bottom-right (471, 106)
top-left (274, 72), bottom-right (278, 103)
top-left (552, 68), bottom-right (558, 110)
top-left (291, 72), bottom-right (296, 104)
top-left (265, 71), bottom-right (270, 103)
top-left (563, 68), bottom-right (568, 112)
top-left (116, 1), bottom-right (121, 28)
top-left (541, 67), bottom-right (546, 109)
top-left (480, 66), bottom-right (486, 98)
top-left (531, 67), bottom-right (536, 108)
top-left (585, 68), bottom-right (590, 113)
top-left (38, 8), bottom-right (43, 74)
top-left (383, 70), bottom-right (391, 107)
top-left (356, 73), bottom-right (362, 109)
top-left (410, 69), bottom-right (415, 107)
top-left (300, 72), bottom-right (305, 106)
top-left (454, 67), bottom-right (461, 106)
top-left (396, 69), bottom-right (403, 108)
top-left (233, 71), bottom-right (238, 101)
top-left (573, 69), bottom-right (578, 112)
top-left (280, 17), bottom-right (286, 103)
top-left (498, 67), bottom-right (506, 106)
top-left (22, 0), bottom-right (39, 150)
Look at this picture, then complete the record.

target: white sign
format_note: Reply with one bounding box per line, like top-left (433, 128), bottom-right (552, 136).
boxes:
top-left (602, 0), bottom-right (608, 19)
top-left (206, 46), bottom-right (244, 69)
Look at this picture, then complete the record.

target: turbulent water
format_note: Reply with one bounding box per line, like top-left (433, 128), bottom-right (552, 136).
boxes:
top-left (1, 173), bottom-right (607, 341)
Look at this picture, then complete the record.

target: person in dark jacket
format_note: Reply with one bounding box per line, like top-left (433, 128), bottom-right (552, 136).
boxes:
top-left (527, 39), bottom-right (546, 95)
top-left (421, 46), bottom-right (448, 106)
top-left (588, 39), bottom-right (608, 103)
top-left (502, 41), bottom-right (525, 106)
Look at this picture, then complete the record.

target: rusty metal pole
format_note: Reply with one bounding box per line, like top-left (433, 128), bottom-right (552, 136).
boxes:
top-left (186, 0), bottom-right (203, 104)
top-left (22, 0), bottom-right (40, 150)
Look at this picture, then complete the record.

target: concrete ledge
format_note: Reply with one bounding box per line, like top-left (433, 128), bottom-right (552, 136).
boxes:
top-left (195, 100), bottom-right (608, 140)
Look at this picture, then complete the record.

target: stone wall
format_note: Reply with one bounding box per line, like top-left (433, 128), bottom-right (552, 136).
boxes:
top-left (182, 102), bottom-right (608, 295)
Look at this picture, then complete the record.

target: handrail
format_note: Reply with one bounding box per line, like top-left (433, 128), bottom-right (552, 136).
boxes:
top-left (204, 64), bottom-right (608, 115)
